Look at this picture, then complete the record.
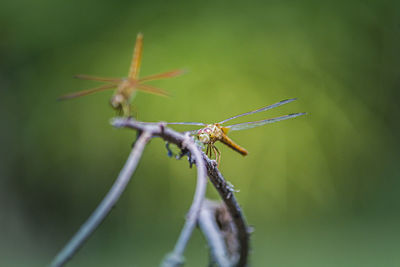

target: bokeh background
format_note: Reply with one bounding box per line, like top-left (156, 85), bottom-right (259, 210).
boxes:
top-left (1, 0), bottom-right (400, 266)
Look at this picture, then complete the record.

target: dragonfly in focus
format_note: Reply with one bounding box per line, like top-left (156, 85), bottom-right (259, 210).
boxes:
top-left (164, 98), bottom-right (306, 165)
top-left (58, 33), bottom-right (185, 116)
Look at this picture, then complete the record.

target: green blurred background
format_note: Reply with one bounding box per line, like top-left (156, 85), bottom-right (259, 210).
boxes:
top-left (1, 0), bottom-right (400, 266)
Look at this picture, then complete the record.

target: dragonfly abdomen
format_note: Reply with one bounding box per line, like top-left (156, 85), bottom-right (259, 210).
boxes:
top-left (220, 135), bottom-right (248, 156)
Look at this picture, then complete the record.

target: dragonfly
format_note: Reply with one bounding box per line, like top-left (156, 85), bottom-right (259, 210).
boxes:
top-left (58, 33), bottom-right (185, 116)
top-left (163, 98), bottom-right (305, 165)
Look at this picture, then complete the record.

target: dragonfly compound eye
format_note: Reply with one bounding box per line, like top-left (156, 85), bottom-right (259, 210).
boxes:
top-left (204, 128), bottom-right (212, 134)
top-left (198, 133), bottom-right (210, 144)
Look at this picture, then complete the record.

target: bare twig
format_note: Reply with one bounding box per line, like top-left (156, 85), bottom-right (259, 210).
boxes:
top-left (198, 200), bottom-right (231, 267)
top-left (51, 131), bottom-right (152, 267)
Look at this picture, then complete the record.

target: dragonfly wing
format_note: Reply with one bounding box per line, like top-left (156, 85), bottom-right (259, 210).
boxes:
top-left (165, 122), bottom-right (206, 126)
top-left (218, 98), bottom-right (297, 124)
top-left (135, 84), bottom-right (169, 97)
top-left (134, 121), bottom-right (206, 126)
top-left (74, 74), bottom-right (122, 82)
top-left (226, 113), bottom-right (306, 131)
top-left (128, 33), bottom-right (143, 80)
top-left (58, 84), bottom-right (116, 100)
top-left (138, 69), bottom-right (187, 83)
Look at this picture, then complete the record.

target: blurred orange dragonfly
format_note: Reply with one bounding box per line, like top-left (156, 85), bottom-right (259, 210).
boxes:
top-left (163, 98), bottom-right (305, 165)
top-left (58, 33), bottom-right (185, 116)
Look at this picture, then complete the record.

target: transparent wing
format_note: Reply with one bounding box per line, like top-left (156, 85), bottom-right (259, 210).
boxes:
top-left (128, 33), bottom-right (143, 80)
top-left (134, 121), bottom-right (206, 126)
top-left (226, 113), bottom-right (306, 131)
top-left (135, 84), bottom-right (170, 97)
top-left (218, 98), bottom-right (297, 124)
top-left (57, 84), bottom-right (116, 100)
top-left (165, 122), bottom-right (206, 126)
top-left (74, 74), bottom-right (122, 82)
top-left (138, 69), bottom-right (187, 83)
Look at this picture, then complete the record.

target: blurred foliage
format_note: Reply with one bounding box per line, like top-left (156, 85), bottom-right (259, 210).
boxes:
top-left (1, 0), bottom-right (400, 266)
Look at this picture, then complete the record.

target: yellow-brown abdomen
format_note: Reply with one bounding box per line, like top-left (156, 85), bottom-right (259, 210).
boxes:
top-left (220, 134), bottom-right (248, 156)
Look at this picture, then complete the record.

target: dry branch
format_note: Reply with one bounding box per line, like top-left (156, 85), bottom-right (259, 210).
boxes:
top-left (113, 118), bottom-right (250, 266)
top-left (202, 157), bottom-right (250, 267)
top-left (51, 117), bottom-right (250, 267)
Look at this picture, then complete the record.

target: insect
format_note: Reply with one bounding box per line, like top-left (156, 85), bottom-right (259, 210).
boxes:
top-left (164, 98), bottom-right (306, 165)
top-left (58, 33), bottom-right (185, 116)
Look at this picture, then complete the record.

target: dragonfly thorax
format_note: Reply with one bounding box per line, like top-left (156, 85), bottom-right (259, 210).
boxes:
top-left (111, 79), bottom-right (137, 109)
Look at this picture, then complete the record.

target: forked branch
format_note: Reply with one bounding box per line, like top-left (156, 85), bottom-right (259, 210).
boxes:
top-left (113, 118), bottom-right (250, 266)
top-left (51, 118), bottom-right (250, 267)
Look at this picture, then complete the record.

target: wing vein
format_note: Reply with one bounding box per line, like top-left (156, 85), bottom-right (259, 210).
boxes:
top-left (218, 98), bottom-right (297, 124)
top-left (58, 84), bottom-right (116, 100)
top-left (226, 113), bottom-right (306, 131)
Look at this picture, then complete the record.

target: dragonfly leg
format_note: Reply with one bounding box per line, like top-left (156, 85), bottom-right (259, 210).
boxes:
top-left (121, 102), bottom-right (131, 117)
top-left (213, 145), bottom-right (221, 166)
top-left (205, 144), bottom-right (210, 156)
top-left (115, 105), bottom-right (123, 116)
top-left (210, 144), bottom-right (215, 159)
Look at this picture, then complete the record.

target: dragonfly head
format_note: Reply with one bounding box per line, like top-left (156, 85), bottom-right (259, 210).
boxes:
top-left (110, 94), bottom-right (124, 110)
top-left (197, 127), bottom-right (212, 144)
